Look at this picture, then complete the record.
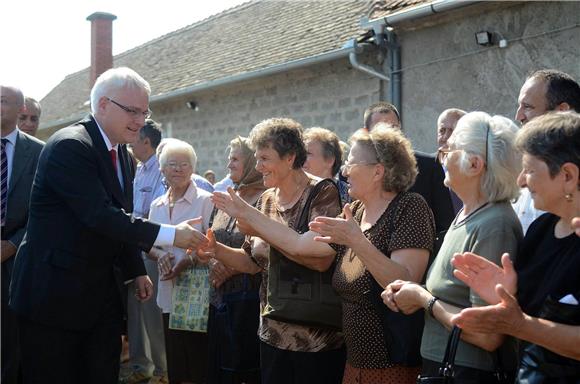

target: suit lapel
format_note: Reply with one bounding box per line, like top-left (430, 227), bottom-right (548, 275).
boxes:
top-left (8, 132), bottom-right (32, 196)
top-left (82, 116), bottom-right (128, 209)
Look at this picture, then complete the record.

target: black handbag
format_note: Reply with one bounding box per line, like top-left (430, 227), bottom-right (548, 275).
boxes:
top-left (416, 326), bottom-right (463, 383)
top-left (262, 178), bottom-right (343, 330)
top-left (368, 192), bottom-right (424, 366)
top-left (516, 294), bottom-right (580, 383)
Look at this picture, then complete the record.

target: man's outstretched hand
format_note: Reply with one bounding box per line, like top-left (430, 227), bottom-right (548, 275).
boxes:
top-left (174, 217), bottom-right (208, 251)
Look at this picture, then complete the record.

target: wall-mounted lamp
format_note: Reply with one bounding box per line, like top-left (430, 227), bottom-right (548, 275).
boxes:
top-left (475, 31), bottom-right (493, 46)
top-left (186, 101), bottom-right (199, 111)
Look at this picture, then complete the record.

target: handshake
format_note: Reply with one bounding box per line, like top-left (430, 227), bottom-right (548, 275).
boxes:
top-left (171, 217), bottom-right (216, 259)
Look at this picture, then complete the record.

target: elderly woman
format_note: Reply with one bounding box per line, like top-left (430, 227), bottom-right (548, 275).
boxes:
top-left (450, 112), bottom-right (580, 381)
top-left (303, 127), bottom-right (351, 205)
top-left (207, 125), bottom-right (435, 383)
top-left (148, 139), bottom-right (214, 384)
top-left (207, 136), bottom-right (265, 384)
top-left (382, 112), bottom-right (523, 383)
top-left (199, 118), bottom-right (345, 384)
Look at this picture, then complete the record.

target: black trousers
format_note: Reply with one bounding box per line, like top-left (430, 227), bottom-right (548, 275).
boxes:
top-left (259, 341), bottom-right (346, 384)
top-left (18, 283), bottom-right (123, 384)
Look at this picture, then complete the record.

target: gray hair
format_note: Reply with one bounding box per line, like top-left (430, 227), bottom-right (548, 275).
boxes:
top-left (450, 112), bottom-right (521, 202)
top-left (158, 138), bottom-right (197, 173)
top-left (516, 111), bottom-right (580, 177)
top-left (90, 67), bottom-right (151, 113)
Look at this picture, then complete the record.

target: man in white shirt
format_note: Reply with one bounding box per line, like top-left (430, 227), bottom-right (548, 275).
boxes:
top-left (512, 69), bottom-right (580, 233)
top-left (124, 119), bottom-right (167, 384)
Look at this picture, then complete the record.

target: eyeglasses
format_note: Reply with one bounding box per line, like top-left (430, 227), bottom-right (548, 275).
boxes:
top-left (438, 147), bottom-right (461, 160)
top-left (165, 161), bottom-right (191, 170)
top-left (106, 97), bottom-right (151, 119)
top-left (440, 125), bottom-right (490, 165)
top-left (342, 160), bottom-right (378, 174)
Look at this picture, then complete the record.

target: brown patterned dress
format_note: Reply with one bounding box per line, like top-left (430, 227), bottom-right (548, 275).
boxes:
top-left (242, 176), bottom-right (344, 352)
top-left (331, 192), bottom-right (435, 384)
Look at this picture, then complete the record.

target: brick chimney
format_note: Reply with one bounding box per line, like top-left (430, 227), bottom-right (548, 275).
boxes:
top-left (86, 12), bottom-right (117, 87)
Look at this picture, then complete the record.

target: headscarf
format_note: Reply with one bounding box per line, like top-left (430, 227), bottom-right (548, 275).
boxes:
top-left (230, 136), bottom-right (265, 204)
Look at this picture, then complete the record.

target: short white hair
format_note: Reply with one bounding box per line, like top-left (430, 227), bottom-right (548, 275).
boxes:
top-left (449, 111), bottom-right (521, 202)
top-left (158, 138), bottom-right (197, 173)
top-left (90, 67), bottom-right (151, 113)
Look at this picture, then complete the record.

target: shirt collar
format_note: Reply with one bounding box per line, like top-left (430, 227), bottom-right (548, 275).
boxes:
top-left (156, 180), bottom-right (198, 207)
top-left (93, 114), bottom-right (118, 152)
top-left (2, 127), bottom-right (19, 145)
top-left (141, 154), bottom-right (159, 170)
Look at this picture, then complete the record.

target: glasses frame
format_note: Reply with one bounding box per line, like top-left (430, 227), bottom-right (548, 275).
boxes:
top-left (342, 160), bottom-right (379, 174)
top-left (106, 97), bottom-right (151, 119)
top-left (165, 161), bottom-right (192, 171)
top-left (440, 125), bottom-right (490, 166)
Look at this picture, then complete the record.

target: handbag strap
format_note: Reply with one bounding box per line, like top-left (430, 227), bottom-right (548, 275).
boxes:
top-left (295, 178), bottom-right (338, 233)
top-left (439, 325), bottom-right (462, 377)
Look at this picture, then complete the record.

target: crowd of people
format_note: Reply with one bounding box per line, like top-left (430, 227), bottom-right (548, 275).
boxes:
top-left (0, 65), bottom-right (578, 384)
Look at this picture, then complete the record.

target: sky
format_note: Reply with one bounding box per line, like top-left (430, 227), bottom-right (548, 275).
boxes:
top-left (1, 0), bottom-right (249, 101)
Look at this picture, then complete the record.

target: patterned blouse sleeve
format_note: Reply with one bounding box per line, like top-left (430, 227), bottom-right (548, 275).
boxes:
top-left (388, 193), bottom-right (435, 254)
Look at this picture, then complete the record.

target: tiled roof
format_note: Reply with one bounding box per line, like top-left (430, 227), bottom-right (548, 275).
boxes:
top-left (369, 0), bottom-right (429, 19)
top-left (40, 0), bottom-right (429, 127)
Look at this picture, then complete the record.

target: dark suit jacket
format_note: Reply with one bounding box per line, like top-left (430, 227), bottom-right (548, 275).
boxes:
top-left (409, 151), bottom-right (455, 257)
top-left (9, 116), bottom-right (160, 331)
top-left (1, 131), bottom-right (44, 304)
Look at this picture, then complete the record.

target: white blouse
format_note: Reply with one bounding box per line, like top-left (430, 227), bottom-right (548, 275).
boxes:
top-left (148, 181), bottom-right (214, 313)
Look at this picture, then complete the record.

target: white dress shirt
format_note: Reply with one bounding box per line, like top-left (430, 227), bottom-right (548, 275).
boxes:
top-left (512, 188), bottom-right (544, 234)
top-left (93, 115), bottom-right (175, 246)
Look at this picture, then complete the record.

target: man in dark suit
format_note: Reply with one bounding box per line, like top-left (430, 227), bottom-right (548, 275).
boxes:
top-left (9, 68), bottom-right (207, 384)
top-left (1, 85), bottom-right (44, 384)
top-left (363, 102), bottom-right (457, 257)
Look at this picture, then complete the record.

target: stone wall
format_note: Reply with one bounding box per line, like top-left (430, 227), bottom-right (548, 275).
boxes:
top-left (152, 1), bottom-right (579, 178)
top-left (153, 60), bottom-right (380, 178)
top-left (397, 1), bottom-right (580, 152)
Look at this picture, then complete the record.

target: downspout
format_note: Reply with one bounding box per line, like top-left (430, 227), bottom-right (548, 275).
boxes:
top-left (353, 0), bottom-right (480, 117)
top-left (386, 30), bottom-right (401, 115)
top-left (346, 39), bottom-right (390, 82)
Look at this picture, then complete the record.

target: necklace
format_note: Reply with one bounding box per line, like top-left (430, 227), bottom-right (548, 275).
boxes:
top-left (456, 202), bottom-right (489, 225)
top-left (276, 179), bottom-right (306, 209)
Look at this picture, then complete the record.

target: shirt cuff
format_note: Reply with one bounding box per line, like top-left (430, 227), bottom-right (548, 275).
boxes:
top-left (154, 224), bottom-right (175, 247)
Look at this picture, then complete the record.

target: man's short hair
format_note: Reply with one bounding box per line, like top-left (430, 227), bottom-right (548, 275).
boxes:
top-left (363, 102), bottom-right (401, 130)
top-left (90, 67), bottom-right (151, 113)
top-left (24, 97), bottom-right (42, 115)
top-left (139, 119), bottom-right (162, 149)
top-left (528, 69), bottom-right (580, 113)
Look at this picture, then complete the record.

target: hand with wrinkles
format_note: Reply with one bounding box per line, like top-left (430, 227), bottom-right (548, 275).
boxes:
top-left (309, 204), bottom-right (364, 248)
top-left (451, 252), bottom-right (517, 305)
top-left (209, 259), bottom-right (238, 288)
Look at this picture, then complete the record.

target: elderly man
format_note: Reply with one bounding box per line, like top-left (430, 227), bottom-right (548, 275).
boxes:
top-left (124, 119), bottom-right (167, 384)
top-left (17, 97), bottom-right (41, 137)
top-left (364, 102), bottom-right (456, 256)
top-left (436, 108), bottom-right (466, 215)
top-left (9, 67), bottom-right (207, 384)
top-left (512, 69), bottom-right (580, 232)
top-left (1, 85), bottom-right (44, 384)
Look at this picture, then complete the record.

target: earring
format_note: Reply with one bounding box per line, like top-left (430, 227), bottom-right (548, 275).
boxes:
top-left (565, 193), bottom-right (573, 202)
